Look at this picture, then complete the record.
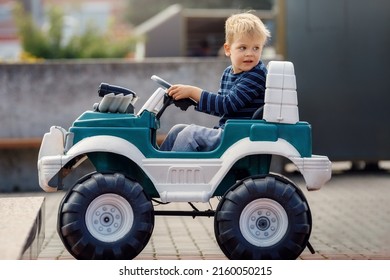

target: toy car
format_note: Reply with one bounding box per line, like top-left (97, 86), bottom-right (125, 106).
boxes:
top-left (37, 61), bottom-right (331, 260)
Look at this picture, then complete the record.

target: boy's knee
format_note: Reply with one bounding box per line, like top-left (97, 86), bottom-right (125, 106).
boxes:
top-left (179, 124), bottom-right (198, 138)
top-left (169, 124), bottom-right (188, 134)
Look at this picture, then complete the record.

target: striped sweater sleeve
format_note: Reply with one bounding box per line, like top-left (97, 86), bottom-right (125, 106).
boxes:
top-left (196, 63), bottom-right (266, 117)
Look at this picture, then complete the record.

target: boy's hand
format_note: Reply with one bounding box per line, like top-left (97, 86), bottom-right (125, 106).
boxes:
top-left (167, 85), bottom-right (202, 102)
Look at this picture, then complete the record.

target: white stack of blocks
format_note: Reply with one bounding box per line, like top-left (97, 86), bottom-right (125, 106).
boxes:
top-left (263, 61), bottom-right (299, 124)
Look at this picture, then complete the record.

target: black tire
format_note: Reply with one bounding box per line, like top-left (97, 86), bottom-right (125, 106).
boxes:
top-left (214, 175), bottom-right (312, 260)
top-left (58, 173), bottom-right (154, 260)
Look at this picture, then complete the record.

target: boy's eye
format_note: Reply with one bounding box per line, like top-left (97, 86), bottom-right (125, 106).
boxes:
top-left (237, 46), bottom-right (261, 52)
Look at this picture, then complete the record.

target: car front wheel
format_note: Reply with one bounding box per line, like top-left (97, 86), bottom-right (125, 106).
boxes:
top-left (214, 175), bottom-right (312, 260)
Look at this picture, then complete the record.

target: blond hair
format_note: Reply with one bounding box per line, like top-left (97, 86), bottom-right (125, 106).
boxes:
top-left (225, 12), bottom-right (271, 45)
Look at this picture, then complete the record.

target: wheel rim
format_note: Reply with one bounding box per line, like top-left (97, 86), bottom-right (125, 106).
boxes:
top-left (239, 198), bottom-right (288, 247)
top-left (85, 193), bottom-right (134, 242)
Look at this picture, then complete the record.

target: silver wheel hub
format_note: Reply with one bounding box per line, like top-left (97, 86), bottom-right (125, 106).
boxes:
top-left (239, 198), bottom-right (288, 247)
top-left (86, 193), bottom-right (133, 242)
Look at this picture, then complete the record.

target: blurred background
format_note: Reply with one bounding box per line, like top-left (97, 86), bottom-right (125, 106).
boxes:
top-left (0, 0), bottom-right (389, 192)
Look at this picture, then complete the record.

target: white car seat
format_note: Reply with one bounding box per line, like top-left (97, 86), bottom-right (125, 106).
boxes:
top-left (263, 61), bottom-right (299, 124)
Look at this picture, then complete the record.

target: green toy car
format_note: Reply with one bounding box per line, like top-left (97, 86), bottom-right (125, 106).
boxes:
top-left (37, 61), bottom-right (331, 260)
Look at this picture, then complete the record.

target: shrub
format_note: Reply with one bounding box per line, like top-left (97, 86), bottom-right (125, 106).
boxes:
top-left (13, 3), bottom-right (136, 59)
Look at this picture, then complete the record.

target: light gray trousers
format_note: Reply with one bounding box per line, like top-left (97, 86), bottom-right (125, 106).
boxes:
top-left (159, 124), bottom-right (222, 152)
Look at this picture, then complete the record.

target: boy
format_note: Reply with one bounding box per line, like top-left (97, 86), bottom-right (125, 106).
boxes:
top-left (160, 12), bottom-right (270, 151)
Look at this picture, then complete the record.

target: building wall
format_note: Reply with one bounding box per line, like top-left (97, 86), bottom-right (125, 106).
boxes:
top-left (143, 12), bottom-right (184, 57)
top-left (284, 0), bottom-right (390, 162)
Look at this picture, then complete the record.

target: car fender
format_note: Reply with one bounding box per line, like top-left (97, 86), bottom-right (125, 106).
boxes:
top-left (211, 138), bottom-right (301, 188)
top-left (218, 138), bottom-right (331, 191)
top-left (39, 136), bottom-right (148, 192)
top-left (65, 135), bottom-right (146, 166)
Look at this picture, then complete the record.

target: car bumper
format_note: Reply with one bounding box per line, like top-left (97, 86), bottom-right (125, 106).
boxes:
top-left (291, 155), bottom-right (332, 191)
top-left (37, 126), bottom-right (66, 192)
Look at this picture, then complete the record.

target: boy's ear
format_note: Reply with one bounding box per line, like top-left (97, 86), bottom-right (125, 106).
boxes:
top-left (223, 43), bottom-right (231, 56)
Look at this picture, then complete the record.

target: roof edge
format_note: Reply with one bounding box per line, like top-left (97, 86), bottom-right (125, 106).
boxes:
top-left (134, 4), bottom-right (183, 35)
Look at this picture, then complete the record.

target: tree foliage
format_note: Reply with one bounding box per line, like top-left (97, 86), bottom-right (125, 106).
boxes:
top-left (13, 3), bottom-right (136, 59)
top-left (126, 0), bottom-right (275, 25)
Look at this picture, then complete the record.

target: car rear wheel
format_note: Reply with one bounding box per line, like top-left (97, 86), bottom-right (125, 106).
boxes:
top-left (214, 175), bottom-right (312, 260)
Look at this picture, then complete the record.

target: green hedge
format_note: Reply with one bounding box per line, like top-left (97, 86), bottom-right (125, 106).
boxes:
top-left (13, 4), bottom-right (137, 59)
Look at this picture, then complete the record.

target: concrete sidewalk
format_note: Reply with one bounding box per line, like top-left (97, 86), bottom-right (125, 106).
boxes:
top-left (32, 166), bottom-right (390, 260)
top-left (0, 196), bottom-right (44, 259)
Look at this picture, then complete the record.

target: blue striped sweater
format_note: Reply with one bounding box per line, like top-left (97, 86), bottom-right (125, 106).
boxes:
top-left (196, 61), bottom-right (267, 128)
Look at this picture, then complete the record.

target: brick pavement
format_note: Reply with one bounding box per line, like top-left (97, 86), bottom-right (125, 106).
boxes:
top-left (36, 167), bottom-right (390, 260)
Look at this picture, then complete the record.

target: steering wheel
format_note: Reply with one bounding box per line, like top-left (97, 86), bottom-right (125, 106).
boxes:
top-left (150, 75), bottom-right (197, 119)
top-left (151, 75), bottom-right (172, 90)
